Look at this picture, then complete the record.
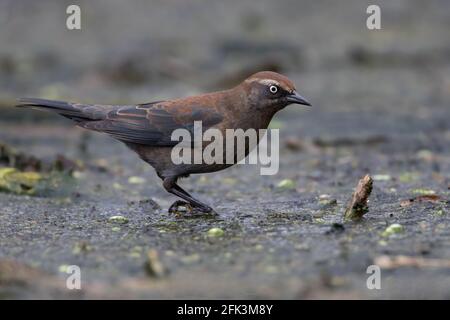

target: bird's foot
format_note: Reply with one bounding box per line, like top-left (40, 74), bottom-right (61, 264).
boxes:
top-left (196, 204), bottom-right (216, 214)
top-left (168, 200), bottom-right (193, 214)
top-left (168, 200), bottom-right (217, 216)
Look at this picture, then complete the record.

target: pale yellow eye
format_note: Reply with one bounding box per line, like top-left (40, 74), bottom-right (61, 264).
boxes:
top-left (269, 85), bottom-right (278, 94)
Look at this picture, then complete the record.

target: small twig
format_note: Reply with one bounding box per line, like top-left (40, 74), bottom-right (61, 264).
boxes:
top-left (144, 249), bottom-right (166, 278)
top-left (344, 174), bottom-right (373, 221)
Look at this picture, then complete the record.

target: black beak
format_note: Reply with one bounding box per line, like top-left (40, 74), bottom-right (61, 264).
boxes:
top-left (286, 91), bottom-right (311, 106)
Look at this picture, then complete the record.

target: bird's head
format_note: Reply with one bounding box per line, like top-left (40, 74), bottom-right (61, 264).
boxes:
top-left (241, 71), bottom-right (311, 111)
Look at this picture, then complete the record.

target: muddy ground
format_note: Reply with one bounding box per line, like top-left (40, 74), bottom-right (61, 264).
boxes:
top-left (0, 0), bottom-right (450, 299)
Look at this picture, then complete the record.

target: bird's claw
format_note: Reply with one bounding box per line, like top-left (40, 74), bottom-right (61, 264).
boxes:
top-left (196, 205), bottom-right (216, 214)
top-left (168, 200), bottom-right (192, 214)
top-left (168, 201), bottom-right (217, 216)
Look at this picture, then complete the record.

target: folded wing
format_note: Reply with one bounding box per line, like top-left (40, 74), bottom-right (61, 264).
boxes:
top-left (17, 98), bottom-right (223, 146)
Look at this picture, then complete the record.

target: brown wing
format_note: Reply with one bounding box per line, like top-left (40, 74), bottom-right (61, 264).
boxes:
top-left (80, 101), bottom-right (224, 146)
top-left (17, 98), bottom-right (223, 146)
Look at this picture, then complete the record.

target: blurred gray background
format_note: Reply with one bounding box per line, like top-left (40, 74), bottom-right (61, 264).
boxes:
top-left (1, 0), bottom-right (449, 102)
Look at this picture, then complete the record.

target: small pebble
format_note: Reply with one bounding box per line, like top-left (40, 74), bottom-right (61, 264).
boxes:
top-left (108, 215), bottom-right (129, 224)
top-left (145, 249), bottom-right (166, 277)
top-left (277, 179), bottom-right (296, 189)
top-left (411, 188), bottom-right (435, 195)
top-left (128, 176), bottom-right (146, 184)
top-left (373, 174), bottom-right (391, 181)
top-left (207, 227), bottom-right (225, 237)
top-left (381, 223), bottom-right (404, 237)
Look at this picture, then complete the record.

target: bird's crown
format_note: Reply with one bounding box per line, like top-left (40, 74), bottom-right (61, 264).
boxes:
top-left (244, 71), bottom-right (296, 93)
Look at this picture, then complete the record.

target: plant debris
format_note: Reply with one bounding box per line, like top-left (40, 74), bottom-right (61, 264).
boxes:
top-left (108, 215), bottom-right (129, 224)
top-left (344, 174), bottom-right (373, 221)
top-left (277, 179), bottom-right (296, 190)
top-left (318, 195), bottom-right (337, 207)
top-left (381, 223), bottom-right (404, 237)
top-left (284, 137), bottom-right (304, 151)
top-left (313, 135), bottom-right (388, 148)
top-left (207, 227), bottom-right (225, 237)
top-left (72, 241), bottom-right (93, 255)
top-left (325, 223), bottom-right (345, 235)
top-left (128, 176), bottom-right (146, 184)
top-left (400, 194), bottom-right (443, 207)
top-left (144, 249), bottom-right (166, 278)
top-left (0, 259), bottom-right (49, 286)
top-left (374, 255), bottom-right (450, 269)
top-left (0, 142), bottom-right (42, 171)
top-left (372, 174), bottom-right (391, 181)
top-left (128, 198), bottom-right (161, 211)
top-left (0, 167), bottom-right (43, 195)
top-left (1, 142), bottom-right (81, 174)
top-left (411, 188), bottom-right (436, 195)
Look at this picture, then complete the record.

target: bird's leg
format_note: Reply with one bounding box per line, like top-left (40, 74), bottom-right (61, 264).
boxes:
top-left (163, 177), bottom-right (214, 213)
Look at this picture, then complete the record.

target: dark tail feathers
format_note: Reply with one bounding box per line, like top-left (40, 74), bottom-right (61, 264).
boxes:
top-left (17, 98), bottom-right (102, 122)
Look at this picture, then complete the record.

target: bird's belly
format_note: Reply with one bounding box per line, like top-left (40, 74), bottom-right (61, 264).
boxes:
top-left (126, 143), bottom-right (236, 178)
